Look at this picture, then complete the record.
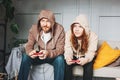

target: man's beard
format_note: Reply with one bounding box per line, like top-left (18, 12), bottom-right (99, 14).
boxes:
top-left (43, 26), bottom-right (51, 33)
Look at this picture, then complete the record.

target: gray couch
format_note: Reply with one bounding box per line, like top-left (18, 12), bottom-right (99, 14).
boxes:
top-left (6, 40), bottom-right (120, 80)
top-left (29, 40), bottom-right (120, 80)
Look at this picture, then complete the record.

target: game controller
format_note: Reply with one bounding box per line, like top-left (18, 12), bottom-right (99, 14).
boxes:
top-left (70, 60), bottom-right (80, 63)
top-left (33, 52), bottom-right (43, 56)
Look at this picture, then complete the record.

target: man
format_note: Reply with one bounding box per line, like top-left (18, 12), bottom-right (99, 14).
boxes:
top-left (18, 10), bottom-right (65, 80)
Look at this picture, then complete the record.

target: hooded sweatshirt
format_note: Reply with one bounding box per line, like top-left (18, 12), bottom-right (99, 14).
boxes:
top-left (64, 14), bottom-right (98, 62)
top-left (25, 10), bottom-right (65, 58)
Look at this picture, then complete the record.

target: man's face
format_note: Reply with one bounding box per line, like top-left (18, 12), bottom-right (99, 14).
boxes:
top-left (40, 18), bottom-right (52, 33)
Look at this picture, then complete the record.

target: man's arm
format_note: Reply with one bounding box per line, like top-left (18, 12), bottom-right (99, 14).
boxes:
top-left (25, 27), bottom-right (36, 54)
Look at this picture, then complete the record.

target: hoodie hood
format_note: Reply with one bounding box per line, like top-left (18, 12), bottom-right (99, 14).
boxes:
top-left (38, 10), bottom-right (55, 27)
top-left (72, 14), bottom-right (90, 36)
top-left (36, 10), bottom-right (56, 42)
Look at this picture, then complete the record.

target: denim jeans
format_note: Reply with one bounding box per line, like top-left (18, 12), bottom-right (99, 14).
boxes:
top-left (18, 53), bottom-right (64, 80)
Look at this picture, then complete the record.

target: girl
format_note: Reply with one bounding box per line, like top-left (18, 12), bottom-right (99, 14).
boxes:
top-left (64, 14), bottom-right (98, 80)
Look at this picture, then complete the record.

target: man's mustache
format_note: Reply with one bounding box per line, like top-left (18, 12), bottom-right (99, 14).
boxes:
top-left (43, 26), bottom-right (49, 28)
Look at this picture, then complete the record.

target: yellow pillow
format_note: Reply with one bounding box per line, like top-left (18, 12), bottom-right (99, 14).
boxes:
top-left (94, 41), bottom-right (120, 69)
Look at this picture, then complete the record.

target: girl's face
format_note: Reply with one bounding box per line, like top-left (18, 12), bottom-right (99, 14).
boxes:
top-left (73, 23), bottom-right (84, 37)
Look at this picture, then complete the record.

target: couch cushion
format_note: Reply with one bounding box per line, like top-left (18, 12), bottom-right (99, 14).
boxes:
top-left (107, 57), bottom-right (120, 67)
top-left (94, 41), bottom-right (120, 69)
top-left (73, 66), bottom-right (120, 78)
top-left (94, 66), bottom-right (120, 78)
top-left (29, 63), bottom-right (54, 80)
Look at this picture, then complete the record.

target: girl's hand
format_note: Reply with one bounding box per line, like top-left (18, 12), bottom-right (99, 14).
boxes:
top-left (77, 58), bottom-right (89, 65)
top-left (65, 57), bottom-right (74, 65)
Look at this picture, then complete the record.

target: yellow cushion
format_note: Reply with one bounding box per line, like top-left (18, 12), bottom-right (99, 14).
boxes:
top-left (94, 41), bottom-right (120, 69)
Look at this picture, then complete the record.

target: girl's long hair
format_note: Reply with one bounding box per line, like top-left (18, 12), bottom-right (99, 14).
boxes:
top-left (70, 23), bottom-right (88, 54)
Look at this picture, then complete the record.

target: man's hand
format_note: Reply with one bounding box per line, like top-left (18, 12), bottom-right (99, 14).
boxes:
top-left (28, 50), bottom-right (38, 59)
top-left (38, 50), bottom-right (49, 60)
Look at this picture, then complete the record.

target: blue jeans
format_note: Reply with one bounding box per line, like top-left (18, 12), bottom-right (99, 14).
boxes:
top-left (18, 53), bottom-right (64, 80)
